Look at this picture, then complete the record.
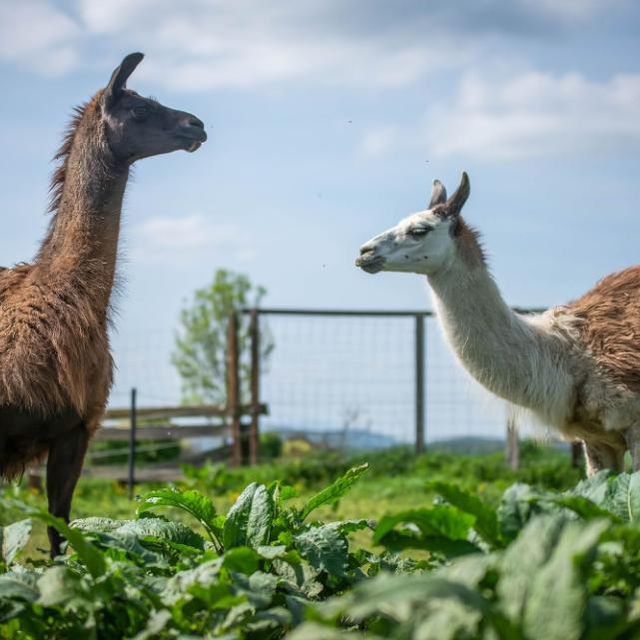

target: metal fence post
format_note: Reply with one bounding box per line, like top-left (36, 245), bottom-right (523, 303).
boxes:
top-left (249, 308), bottom-right (261, 465)
top-left (415, 314), bottom-right (425, 454)
top-left (127, 387), bottom-right (137, 499)
top-left (506, 412), bottom-right (519, 470)
top-left (227, 312), bottom-right (242, 466)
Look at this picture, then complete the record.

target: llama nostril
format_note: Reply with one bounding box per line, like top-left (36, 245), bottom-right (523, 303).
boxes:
top-left (186, 116), bottom-right (204, 129)
top-left (360, 245), bottom-right (374, 256)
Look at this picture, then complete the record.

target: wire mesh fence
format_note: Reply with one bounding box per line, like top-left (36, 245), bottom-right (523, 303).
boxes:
top-left (109, 307), bottom-right (546, 453)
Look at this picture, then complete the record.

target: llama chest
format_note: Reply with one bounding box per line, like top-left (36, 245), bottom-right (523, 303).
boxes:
top-left (0, 281), bottom-right (113, 416)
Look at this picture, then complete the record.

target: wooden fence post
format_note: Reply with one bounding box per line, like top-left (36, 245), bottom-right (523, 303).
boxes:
top-left (127, 387), bottom-right (137, 499)
top-left (249, 308), bottom-right (261, 465)
top-left (227, 312), bottom-right (242, 467)
top-left (415, 314), bottom-right (425, 454)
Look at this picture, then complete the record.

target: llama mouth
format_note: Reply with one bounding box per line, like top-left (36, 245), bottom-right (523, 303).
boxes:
top-left (178, 129), bottom-right (207, 152)
top-left (355, 255), bottom-right (385, 274)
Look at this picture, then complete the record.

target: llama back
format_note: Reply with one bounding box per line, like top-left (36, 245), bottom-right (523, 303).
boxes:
top-left (565, 265), bottom-right (640, 393)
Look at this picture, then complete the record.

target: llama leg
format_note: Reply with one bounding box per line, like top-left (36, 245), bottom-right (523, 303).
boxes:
top-left (625, 426), bottom-right (640, 471)
top-left (582, 441), bottom-right (624, 477)
top-left (46, 423), bottom-right (89, 558)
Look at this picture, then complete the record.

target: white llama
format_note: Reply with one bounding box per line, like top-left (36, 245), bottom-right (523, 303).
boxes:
top-left (356, 172), bottom-right (640, 476)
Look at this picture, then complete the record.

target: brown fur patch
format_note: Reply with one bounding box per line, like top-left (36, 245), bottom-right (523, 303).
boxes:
top-left (565, 265), bottom-right (640, 392)
top-left (453, 217), bottom-right (486, 267)
top-left (48, 92), bottom-right (103, 215)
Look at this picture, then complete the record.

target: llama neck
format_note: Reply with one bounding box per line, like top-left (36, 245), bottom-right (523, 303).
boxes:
top-left (427, 259), bottom-right (572, 421)
top-left (37, 126), bottom-right (128, 312)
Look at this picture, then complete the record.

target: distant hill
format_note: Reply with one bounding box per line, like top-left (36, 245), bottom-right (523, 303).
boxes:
top-left (271, 427), bottom-right (570, 455)
top-left (272, 427), bottom-right (398, 451)
top-left (272, 428), bottom-right (508, 454)
top-left (427, 436), bottom-right (505, 455)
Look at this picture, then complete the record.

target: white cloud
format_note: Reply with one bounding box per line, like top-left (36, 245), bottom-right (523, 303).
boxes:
top-left (520, 0), bottom-right (629, 20)
top-left (0, 0), bottom-right (469, 90)
top-left (131, 214), bottom-right (253, 263)
top-left (362, 70), bottom-right (640, 161)
top-left (76, 0), bottom-right (466, 91)
top-left (1, 0), bottom-right (635, 93)
top-left (0, 1), bottom-right (80, 75)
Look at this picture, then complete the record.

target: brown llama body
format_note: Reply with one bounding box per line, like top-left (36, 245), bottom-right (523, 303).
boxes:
top-left (0, 53), bottom-right (206, 557)
top-left (566, 266), bottom-right (640, 394)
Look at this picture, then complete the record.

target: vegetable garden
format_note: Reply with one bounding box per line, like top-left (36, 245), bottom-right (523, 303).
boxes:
top-left (0, 447), bottom-right (639, 639)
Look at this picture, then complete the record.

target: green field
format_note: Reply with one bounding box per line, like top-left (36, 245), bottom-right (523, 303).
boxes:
top-left (1, 444), bottom-right (639, 639)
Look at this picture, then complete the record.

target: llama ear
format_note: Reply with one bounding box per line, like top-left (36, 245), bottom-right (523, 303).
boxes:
top-left (103, 52), bottom-right (144, 109)
top-left (444, 171), bottom-right (470, 217)
top-left (428, 179), bottom-right (447, 208)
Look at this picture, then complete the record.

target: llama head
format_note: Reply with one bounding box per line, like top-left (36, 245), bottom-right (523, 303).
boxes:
top-left (101, 53), bottom-right (207, 163)
top-left (356, 172), bottom-right (472, 276)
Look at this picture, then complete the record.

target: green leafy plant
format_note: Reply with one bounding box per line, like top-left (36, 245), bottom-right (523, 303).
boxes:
top-left (1, 463), bottom-right (639, 639)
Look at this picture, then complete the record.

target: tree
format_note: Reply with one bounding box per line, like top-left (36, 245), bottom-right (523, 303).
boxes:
top-left (172, 269), bottom-right (274, 405)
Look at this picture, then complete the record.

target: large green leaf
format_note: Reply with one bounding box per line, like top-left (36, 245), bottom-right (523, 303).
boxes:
top-left (374, 506), bottom-right (475, 546)
top-left (73, 516), bottom-right (204, 552)
top-left (0, 519), bottom-right (32, 565)
top-left (604, 473), bottom-right (640, 522)
top-left (497, 483), bottom-right (547, 541)
top-left (223, 483), bottom-right (274, 549)
top-left (551, 495), bottom-right (619, 522)
top-left (300, 464), bottom-right (369, 521)
top-left (222, 546), bottom-right (260, 574)
top-left (376, 530), bottom-right (481, 558)
top-left (570, 472), bottom-right (640, 522)
top-left (36, 565), bottom-right (86, 608)
top-left (320, 572), bottom-right (490, 626)
top-left (428, 481), bottom-right (501, 547)
top-left (294, 523), bottom-right (350, 577)
top-left (137, 488), bottom-right (223, 547)
top-left (498, 514), bottom-right (608, 640)
top-left (498, 514), bottom-right (566, 623)
top-left (522, 518), bottom-right (608, 640)
top-left (18, 505), bottom-right (106, 578)
top-left (118, 518), bottom-right (205, 549)
top-left (571, 470), bottom-right (611, 505)
top-left (0, 573), bottom-right (39, 604)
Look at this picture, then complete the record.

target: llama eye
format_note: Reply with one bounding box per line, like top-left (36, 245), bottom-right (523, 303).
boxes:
top-left (409, 227), bottom-right (431, 238)
top-left (132, 105), bottom-right (149, 120)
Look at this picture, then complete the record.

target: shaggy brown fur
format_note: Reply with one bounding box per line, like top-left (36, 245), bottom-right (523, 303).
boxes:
top-left (566, 265), bottom-right (640, 393)
top-left (0, 92), bottom-right (117, 480)
top-left (453, 218), bottom-right (486, 268)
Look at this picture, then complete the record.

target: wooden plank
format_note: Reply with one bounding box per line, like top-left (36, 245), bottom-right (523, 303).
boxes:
top-left (30, 447), bottom-right (234, 482)
top-left (95, 424), bottom-right (230, 441)
top-left (506, 413), bottom-right (519, 471)
top-left (227, 312), bottom-right (242, 466)
top-left (103, 403), bottom-right (267, 422)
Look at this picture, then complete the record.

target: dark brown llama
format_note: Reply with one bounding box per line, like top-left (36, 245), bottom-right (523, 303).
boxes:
top-left (0, 53), bottom-right (207, 557)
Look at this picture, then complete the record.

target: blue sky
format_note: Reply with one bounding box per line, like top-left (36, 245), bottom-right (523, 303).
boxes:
top-left (1, 1), bottom-right (640, 428)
